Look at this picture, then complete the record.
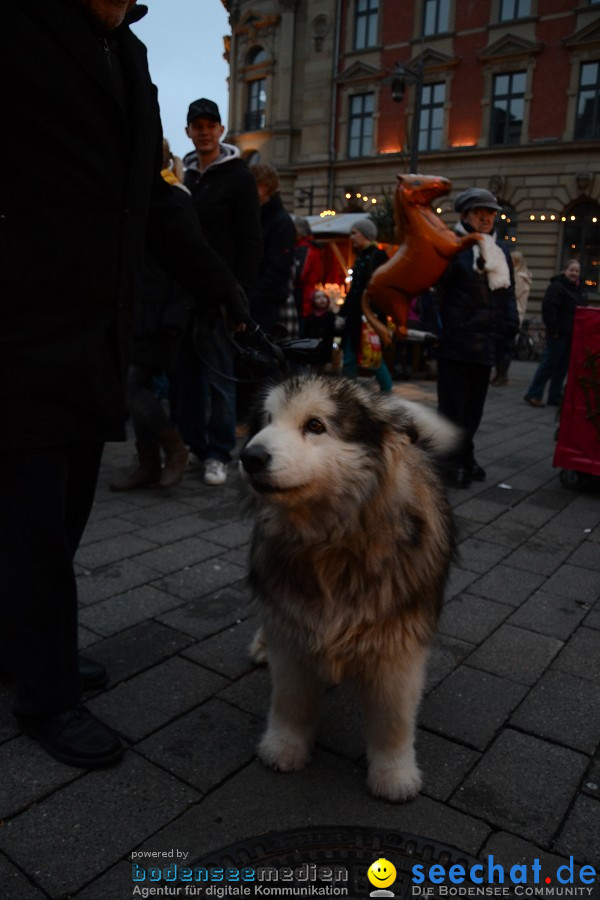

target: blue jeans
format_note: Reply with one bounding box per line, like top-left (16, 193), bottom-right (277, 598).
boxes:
top-left (525, 336), bottom-right (570, 405)
top-left (174, 316), bottom-right (237, 463)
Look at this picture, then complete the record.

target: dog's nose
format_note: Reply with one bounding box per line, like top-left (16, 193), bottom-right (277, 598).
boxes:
top-left (240, 444), bottom-right (271, 474)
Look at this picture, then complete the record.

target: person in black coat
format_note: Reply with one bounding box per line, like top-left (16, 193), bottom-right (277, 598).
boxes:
top-left (524, 260), bottom-right (588, 407)
top-left (0, 0), bottom-right (249, 768)
top-left (249, 162), bottom-right (297, 335)
top-left (435, 188), bottom-right (519, 487)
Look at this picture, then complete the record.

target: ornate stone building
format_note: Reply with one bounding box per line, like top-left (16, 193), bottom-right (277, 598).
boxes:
top-left (220, 0), bottom-right (600, 305)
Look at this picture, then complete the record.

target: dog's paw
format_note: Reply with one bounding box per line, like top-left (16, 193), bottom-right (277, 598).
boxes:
top-left (367, 760), bottom-right (422, 803)
top-left (249, 627), bottom-right (268, 665)
top-left (257, 728), bottom-right (311, 772)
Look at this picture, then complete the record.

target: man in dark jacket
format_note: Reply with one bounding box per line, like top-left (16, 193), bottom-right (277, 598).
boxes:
top-left (435, 188), bottom-right (519, 487)
top-left (176, 98), bottom-right (261, 485)
top-left (249, 162), bottom-right (297, 335)
top-left (0, 0), bottom-right (249, 768)
top-left (524, 260), bottom-right (588, 407)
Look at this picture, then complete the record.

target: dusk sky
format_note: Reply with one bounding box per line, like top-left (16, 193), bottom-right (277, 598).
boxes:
top-left (132, 1), bottom-right (231, 160)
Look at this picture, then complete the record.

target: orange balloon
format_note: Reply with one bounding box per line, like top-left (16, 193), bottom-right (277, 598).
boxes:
top-left (363, 174), bottom-right (480, 335)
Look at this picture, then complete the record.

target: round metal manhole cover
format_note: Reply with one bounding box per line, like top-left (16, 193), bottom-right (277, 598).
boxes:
top-left (194, 826), bottom-right (518, 898)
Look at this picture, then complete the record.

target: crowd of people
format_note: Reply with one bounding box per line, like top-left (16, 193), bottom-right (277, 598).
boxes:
top-left (2, 0), bottom-right (590, 772)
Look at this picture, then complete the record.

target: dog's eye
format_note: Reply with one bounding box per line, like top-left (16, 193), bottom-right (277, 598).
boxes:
top-left (304, 417), bottom-right (326, 435)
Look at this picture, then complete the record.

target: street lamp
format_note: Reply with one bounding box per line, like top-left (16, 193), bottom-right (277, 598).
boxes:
top-left (384, 60), bottom-right (424, 174)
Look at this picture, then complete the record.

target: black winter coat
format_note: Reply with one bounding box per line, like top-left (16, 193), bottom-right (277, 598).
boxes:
top-left (542, 274), bottom-right (588, 338)
top-left (1, 0), bottom-right (238, 449)
top-left (250, 194), bottom-right (296, 331)
top-left (436, 232), bottom-right (519, 367)
top-left (183, 152), bottom-right (261, 297)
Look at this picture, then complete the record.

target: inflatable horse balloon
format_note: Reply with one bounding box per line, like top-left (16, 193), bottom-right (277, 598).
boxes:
top-left (362, 174), bottom-right (480, 338)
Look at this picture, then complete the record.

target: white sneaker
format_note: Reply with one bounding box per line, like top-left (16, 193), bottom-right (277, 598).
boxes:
top-left (203, 458), bottom-right (228, 486)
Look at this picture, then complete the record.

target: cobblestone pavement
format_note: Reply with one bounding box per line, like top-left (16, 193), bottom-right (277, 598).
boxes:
top-left (1, 361), bottom-right (599, 899)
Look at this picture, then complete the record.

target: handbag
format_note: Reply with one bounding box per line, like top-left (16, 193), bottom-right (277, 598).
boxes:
top-left (358, 318), bottom-right (382, 370)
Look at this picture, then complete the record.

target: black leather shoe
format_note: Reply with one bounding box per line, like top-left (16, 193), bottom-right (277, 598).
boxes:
top-left (79, 657), bottom-right (109, 690)
top-left (0, 657), bottom-right (108, 690)
top-left (16, 704), bottom-right (123, 769)
top-left (470, 464), bottom-right (487, 482)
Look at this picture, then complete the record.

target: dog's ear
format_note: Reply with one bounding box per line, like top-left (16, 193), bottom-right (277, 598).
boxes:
top-left (382, 397), bottom-right (461, 454)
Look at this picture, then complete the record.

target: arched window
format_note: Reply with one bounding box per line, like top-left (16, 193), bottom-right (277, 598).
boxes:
top-left (562, 201), bottom-right (600, 295)
top-left (246, 46), bottom-right (268, 66)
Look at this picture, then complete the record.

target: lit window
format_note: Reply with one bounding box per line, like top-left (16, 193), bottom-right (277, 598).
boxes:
top-left (499, 0), bottom-right (531, 21)
top-left (423, 0), bottom-right (450, 36)
top-left (575, 61), bottom-right (600, 140)
top-left (348, 93), bottom-right (374, 158)
top-left (562, 202), bottom-right (600, 295)
top-left (418, 83), bottom-right (445, 151)
top-left (354, 0), bottom-right (379, 50)
top-left (245, 79), bottom-right (266, 131)
top-left (490, 71), bottom-right (526, 145)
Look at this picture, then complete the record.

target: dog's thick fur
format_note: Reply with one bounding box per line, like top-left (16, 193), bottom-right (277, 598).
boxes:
top-left (239, 374), bottom-right (456, 802)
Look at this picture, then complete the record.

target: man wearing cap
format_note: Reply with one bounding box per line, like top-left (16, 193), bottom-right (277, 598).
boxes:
top-left (1, 0), bottom-right (249, 769)
top-left (175, 99), bottom-right (261, 485)
top-left (435, 188), bottom-right (518, 487)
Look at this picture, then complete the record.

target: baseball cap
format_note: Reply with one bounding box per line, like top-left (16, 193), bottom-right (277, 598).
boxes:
top-left (454, 187), bottom-right (502, 213)
top-left (187, 98), bottom-right (221, 125)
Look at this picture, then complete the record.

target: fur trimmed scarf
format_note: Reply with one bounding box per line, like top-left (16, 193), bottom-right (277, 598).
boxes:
top-left (456, 223), bottom-right (511, 291)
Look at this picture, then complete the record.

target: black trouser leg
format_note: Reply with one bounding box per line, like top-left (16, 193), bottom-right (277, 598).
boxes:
top-left (0, 442), bottom-right (103, 716)
top-left (437, 358), bottom-right (491, 470)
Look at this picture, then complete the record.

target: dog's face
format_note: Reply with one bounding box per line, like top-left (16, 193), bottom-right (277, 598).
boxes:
top-left (239, 376), bottom-right (394, 506)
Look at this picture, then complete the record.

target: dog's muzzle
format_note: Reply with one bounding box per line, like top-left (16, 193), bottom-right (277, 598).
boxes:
top-left (240, 444), bottom-right (271, 475)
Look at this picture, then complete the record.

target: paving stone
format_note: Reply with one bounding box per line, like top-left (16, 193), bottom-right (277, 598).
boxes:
top-left (77, 558), bottom-right (160, 605)
top-left (466, 624), bottom-right (563, 685)
top-left (503, 540), bottom-right (572, 576)
top-left (0, 853), bottom-right (47, 900)
top-left (554, 795), bottom-right (600, 866)
top-left (507, 590), bottom-right (589, 641)
top-left (132, 536), bottom-right (224, 574)
top-left (439, 594), bottom-right (512, 643)
top-left (315, 684), bottom-right (366, 761)
top-left (78, 624), bottom-right (101, 649)
top-left (475, 516), bottom-right (537, 548)
top-left (0, 754), bottom-right (199, 897)
top-left (444, 565), bottom-right (480, 600)
top-left (79, 515), bottom-right (138, 546)
top-left (425, 634), bottom-right (475, 692)
top-left (82, 620), bottom-right (195, 685)
top-left (217, 667), bottom-right (271, 719)
top-left (524, 488), bottom-right (574, 512)
top-left (538, 564), bottom-right (600, 603)
top-left (136, 698), bottom-right (262, 792)
top-left (510, 669), bottom-right (600, 754)
top-left (417, 730), bottom-right (480, 802)
top-left (468, 565), bottom-right (546, 606)
top-left (571, 540), bottom-right (600, 570)
top-left (552, 628), bottom-right (600, 684)
top-left (153, 559), bottom-right (248, 602)
top-left (423, 664), bottom-right (529, 750)
top-left (202, 520), bottom-right (254, 548)
top-left (138, 754), bottom-right (490, 862)
top-left (71, 861), bottom-right (131, 900)
top-left (119, 499), bottom-right (200, 526)
top-left (582, 760), bottom-right (600, 799)
top-left (157, 582), bottom-right (253, 638)
top-left (134, 513), bottom-right (217, 545)
top-left (1, 735), bottom-right (79, 818)
top-left (583, 600), bottom-right (600, 630)
top-left (182, 618), bottom-right (260, 679)
top-left (88, 657), bottom-right (228, 741)
top-left (447, 497), bottom-right (507, 524)
top-left (74, 533), bottom-right (157, 571)
top-left (78, 584), bottom-right (184, 636)
top-left (453, 729), bottom-right (588, 845)
top-left (454, 537), bottom-right (510, 574)
top-left (480, 832), bottom-right (578, 879)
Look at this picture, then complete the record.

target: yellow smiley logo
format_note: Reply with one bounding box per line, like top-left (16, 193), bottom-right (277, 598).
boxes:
top-left (367, 857), bottom-right (397, 889)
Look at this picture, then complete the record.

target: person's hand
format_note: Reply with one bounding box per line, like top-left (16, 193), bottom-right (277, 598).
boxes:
top-left (223, 283), bottom-right (250, 329)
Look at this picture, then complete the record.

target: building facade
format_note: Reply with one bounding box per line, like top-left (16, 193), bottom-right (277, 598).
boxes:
top-left (220, 0), bottom-right (600, 307)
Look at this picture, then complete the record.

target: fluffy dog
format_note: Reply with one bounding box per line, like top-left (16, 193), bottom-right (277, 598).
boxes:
top-left (239, 374), bottom-right (456, 802)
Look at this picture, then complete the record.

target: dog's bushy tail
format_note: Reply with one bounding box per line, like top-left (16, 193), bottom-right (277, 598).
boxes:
top-left (381, 395), bottom-right (461, 456)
